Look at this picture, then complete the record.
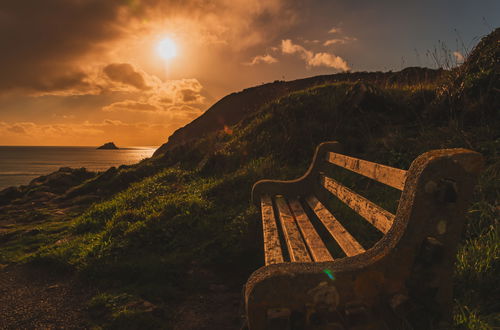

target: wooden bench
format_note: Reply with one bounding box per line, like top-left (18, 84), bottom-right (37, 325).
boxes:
top-left (245, 141), bottom-right (482, 329)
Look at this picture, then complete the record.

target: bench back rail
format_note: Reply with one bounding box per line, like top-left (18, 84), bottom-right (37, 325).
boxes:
top-left (253, 142), bottom-right (405, 265)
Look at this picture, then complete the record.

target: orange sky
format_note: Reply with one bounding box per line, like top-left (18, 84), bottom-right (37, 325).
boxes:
top-left (0, 0), bottom-right (498, 146)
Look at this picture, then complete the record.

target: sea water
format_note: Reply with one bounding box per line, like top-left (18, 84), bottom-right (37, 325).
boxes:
top-left (0, 146), bottom-right (156, 190)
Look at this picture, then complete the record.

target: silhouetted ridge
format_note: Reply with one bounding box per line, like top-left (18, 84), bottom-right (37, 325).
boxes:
top-left (153, 68), bottom-right (444, 156)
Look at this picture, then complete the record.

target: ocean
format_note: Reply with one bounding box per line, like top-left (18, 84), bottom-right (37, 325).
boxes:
top-left (0, 146), bottom-right (157, 190)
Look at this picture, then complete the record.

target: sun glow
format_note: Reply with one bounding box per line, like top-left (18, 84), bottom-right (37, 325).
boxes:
top-left (156, 38), bottom-right (178, 60)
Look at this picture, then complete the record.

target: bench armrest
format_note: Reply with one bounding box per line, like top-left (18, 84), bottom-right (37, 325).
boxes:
top-left (251, 141), bottom-right (343, 205)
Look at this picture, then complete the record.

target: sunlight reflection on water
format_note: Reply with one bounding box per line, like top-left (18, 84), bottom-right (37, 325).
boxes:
top-left (0, 146), bottom-right (157, 189)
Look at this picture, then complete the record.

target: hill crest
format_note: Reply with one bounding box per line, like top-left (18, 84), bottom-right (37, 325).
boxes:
top-left (153, 68), bottom-right (444, 156)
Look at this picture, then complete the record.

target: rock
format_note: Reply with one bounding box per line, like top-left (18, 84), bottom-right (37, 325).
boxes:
top-left (97, 142), bottom-right (119, 150)
top-left (0, 186), bottom-right (23, 205)
top-left (0, 167), bottom-right (97, 209)
top-left (25, 191), bottom-right (57, 202)
top-left (26, 168), bottom-right (95, 195)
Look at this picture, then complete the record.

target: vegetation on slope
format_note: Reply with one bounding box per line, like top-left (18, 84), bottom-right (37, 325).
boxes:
top-left (0, 28), bottom-right (498, 329)
top-left (154, 67), bottom-right (444, 156)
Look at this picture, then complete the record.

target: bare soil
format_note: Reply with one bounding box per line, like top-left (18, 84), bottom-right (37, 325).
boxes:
top-left (0, 264), bottom-right (93, 329)
top-left (0, 263), bottom-right (247, 329)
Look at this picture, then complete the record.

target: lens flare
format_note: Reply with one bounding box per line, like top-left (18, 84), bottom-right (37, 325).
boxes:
top-left (323, 269), bottom-right (335, 281)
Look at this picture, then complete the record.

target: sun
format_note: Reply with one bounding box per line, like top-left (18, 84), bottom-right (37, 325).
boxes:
top-left (156, 38), bottom-right (177, 60)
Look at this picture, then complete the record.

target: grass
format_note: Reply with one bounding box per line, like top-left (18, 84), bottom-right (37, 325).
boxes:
top-left (0, 217), bottom-right (72, 265)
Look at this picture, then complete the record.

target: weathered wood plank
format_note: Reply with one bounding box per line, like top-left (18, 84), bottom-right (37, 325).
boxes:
top-left (288, 198), bottom-right (333, 262)
top-left (275, 196), bottom-right (312, 262)
top-left (321, 176), bottom-right (394, 233)
top-left (261, 195), bottom-right (284, 265)
top-left (327, 152), bottom-right (407, 190)
top-left (305, 195), bottom-right (366, 257)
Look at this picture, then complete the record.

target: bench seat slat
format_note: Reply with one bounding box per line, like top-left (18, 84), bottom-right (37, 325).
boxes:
top-left (327, 152), bottom-right (407, 191)
top-left (261, 195), bottom-right (284, 265)
top-left (321, 176), bottom-right (394, 234)
top-left (306, 195), bottom-right (366, 257)
top-left (275, 196), bottom-right (312, 262)
top-left (288, 198), bottom-right (333, 262)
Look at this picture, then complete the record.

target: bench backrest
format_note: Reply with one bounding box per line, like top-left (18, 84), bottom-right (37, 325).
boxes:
top-left (252, 142), bottom-right (410, 262)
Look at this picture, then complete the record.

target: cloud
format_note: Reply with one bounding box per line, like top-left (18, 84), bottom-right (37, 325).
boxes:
top-left (102, 101), bottom-right (159, 112)
top-left (324, 26), bottom-right (357, 46)
top-left (7, 125), bottom-right (27, 134)
top-left (304, 40), bottom-right (321, 44)
top-left (281, 39), bottom-right (350, 71)
top-left (0, 121), bottom-right (101, 140)
top-left (148, 78), bottom-right (205, 107)
top-left (328, 27), bottom-right (342, 34)
top-left (0, 0), bottom-right (301, 95)
top-left (103, 119), bottom-right (123, 126)
top-left (103, 63), bottom-right (149, 90)
top-left (323, 36), bottom-right (357, 46)
top-left (281, 39), bottom-right (308, 55)
top-left (244, 54), bottom-right (279, 65)
top-left (308, 53), bottom-right (350, 70)
top-left (180, 89), bottom-right (200, 102)
top-left (0, 120), bottom-right (191, 146)
top-left (140, 0), bottom-right (301, 50)
top-left (102, 77), bottom-right (205, 113)
top-left (323, 26), bottom-right (357, 47)
top-left (159, 97), bottom-right (173, 104)
top-left (0, 0), bottom-right (311, 147)
top-left (323, 39), bottom-right (344, 46)
top-left (453, 51), bottom-right (465, 64)
top-left (0, 0), bottom-right (126, 95)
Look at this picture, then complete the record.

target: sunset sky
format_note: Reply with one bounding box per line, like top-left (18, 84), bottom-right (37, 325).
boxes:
top-left (0, 0), bottom-right (498, 146)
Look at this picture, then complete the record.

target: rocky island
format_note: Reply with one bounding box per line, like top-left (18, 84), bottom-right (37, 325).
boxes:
top-left (97, 142), bottom-right (119, 150)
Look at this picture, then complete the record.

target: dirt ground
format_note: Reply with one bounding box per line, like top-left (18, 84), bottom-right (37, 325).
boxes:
top-left (0, 263), bottom-right (247, 329)
top-left (0, 264), bottom-right (93, 329)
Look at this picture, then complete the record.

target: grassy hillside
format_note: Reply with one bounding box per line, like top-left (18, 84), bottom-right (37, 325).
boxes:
top-left (0, 28), bottom-right (498, 329)
top-left (154, 67), bottom-right (444, 156)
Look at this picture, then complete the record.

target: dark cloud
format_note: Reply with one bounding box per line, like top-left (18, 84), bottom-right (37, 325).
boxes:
top-left (103, 100), bottom-right (159, 112)
top-left (7, 125), bottom-right (26, 134)
top-left (0, 0), bottom-right (302, 95)
top-left (159, 97), bottom-right (173, 104)
top-left (0, 0), bottom-right (125, 94)
top-left (103, 63), bottom-right (149, 90)
top-left (180, 89), bottom-right (199, 102)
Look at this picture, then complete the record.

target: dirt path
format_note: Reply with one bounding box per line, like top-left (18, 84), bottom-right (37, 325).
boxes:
top-left (0, 262), bottom-right (250, 329)
top-left (172, 285), bottom-right (244, 330)
top-left (170, 264), bottom-right (248, 330)
top-left (0, 265), bottom-right (93, 329)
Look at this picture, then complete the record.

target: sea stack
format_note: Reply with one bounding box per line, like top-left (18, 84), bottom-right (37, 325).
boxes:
top-left (97, 142), bottom-right (119, 150)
